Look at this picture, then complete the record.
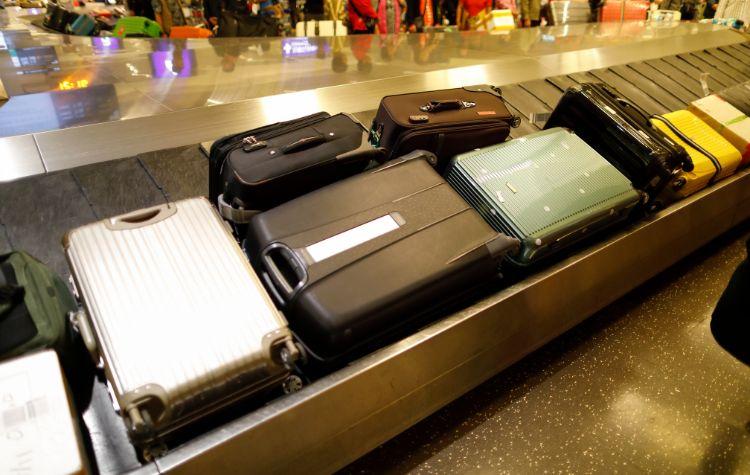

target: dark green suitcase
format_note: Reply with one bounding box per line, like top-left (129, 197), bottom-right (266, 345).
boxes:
top-left (445, 127), bottom-right (641, 265)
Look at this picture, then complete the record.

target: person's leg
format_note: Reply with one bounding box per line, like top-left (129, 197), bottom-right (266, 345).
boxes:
top-left (711, 239), bottom-right (750, 365)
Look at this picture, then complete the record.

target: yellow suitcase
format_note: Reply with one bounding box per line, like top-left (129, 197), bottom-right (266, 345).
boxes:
top-left (650, 110), bottom-right (742, 198)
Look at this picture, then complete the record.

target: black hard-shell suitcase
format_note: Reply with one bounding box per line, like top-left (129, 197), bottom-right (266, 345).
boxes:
top-left (210, 112), bottom-right (385, 223)
top-left (245, 151), bottom-right (519, 365)
top-left (44, 3), bottom-right (79, 33)
top-left (369, 85), bottom-right (519, 170)
top-left (545, 82), bottom-right (693, 210)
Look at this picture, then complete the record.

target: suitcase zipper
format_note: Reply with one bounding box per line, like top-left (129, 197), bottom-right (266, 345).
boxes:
top-left (390, 120), bottom-right (509, 159)
top-left (650, 114), bottom-right (723, 182)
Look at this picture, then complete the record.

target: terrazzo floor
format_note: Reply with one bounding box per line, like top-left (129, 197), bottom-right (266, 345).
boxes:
top-left (342, 221), bottom-right (750, 474)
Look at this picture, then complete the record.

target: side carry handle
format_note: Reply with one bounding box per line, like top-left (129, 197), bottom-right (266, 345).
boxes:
top-left (105, 203), bottom-right (177, 231)
top-left (70, 310), bottom-right (98, 363)
top-left (261, 244), bottom-right (307, 302)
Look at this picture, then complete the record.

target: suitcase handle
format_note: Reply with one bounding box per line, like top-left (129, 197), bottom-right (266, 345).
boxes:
top-left (261, 243), bottom-right (307, 301)
top-left (281, 135), bottom-right (327, 154)
top-left (420, 100), bottom-right (476, 113)
top-left (105, 203), bottom-right (177, 230)
top-left (70, 310), bottom-right (98, 362)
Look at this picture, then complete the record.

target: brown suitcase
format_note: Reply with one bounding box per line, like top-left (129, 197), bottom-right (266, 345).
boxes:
top-left (369, 85), bottom-right (519, 170)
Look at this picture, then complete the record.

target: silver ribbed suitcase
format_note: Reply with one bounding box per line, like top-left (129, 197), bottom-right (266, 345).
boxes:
top-left (64, 197), bottom-right (301, 457)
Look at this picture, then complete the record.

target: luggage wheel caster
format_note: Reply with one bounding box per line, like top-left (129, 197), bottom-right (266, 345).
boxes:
top-left (139, 442), bottom-right (167, 462)
top-left (672, 177), bottom-right (687, 191)
top-left (282, 375), bottom-right (303, 394)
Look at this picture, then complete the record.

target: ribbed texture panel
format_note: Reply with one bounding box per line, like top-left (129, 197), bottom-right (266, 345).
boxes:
top-left (66, 198), bottom-right (286, 415)
top-left (652, 110), bottom-right (743, 196)
top-left (446, 128), bottom-right (637, 238)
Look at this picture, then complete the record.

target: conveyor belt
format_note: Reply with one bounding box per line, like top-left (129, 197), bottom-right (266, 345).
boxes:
top-left (500, 84), bottom-right (551, 128)
top-left (677, 53), bottom-right (736, 87)
top-left (662, 55), bottom-right (727, 92)
top-left (518, 79), bottom-right (565, 110)
top-left (585, 69), bottom-right (668, 115)
top-left (3, 33), bottom-right (750, 475)
top-left (705, 48), bottom-right (750, 79)
top-left (645, 58), bottom-right (706, 97)
top-left (721, 44), bottom-right (750, 64)
top-left (693, 50), bottom-right (749, 83)
top-left (546, 75), bottom-right (578, 92)
top-left (609, 64), bottom-right (687, 110)
top-left (627, 62), bottom-right (700, 103)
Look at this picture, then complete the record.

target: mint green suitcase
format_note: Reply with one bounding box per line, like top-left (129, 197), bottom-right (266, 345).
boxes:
top-left (445, 127), bottom-right (641, 265)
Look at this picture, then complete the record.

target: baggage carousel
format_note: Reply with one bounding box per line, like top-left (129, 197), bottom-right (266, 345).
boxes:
top-left (1, 20), bottom-right (750, 474)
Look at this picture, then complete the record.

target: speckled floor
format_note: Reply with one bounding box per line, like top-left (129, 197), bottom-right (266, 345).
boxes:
top-left (342, 223), bottom-right (750, 474)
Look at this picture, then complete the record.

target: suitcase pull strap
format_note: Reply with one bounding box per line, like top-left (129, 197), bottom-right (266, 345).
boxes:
top-left (281, 134), bottom-right (327, 154)
top-left (420, 100), bottom-right (476, 113)
top-left (650, 115), bottom-right (719, 181)
top-left (217, 194), bottom-right (259, 224)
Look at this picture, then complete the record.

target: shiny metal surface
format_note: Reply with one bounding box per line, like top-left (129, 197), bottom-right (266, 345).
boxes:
top-left (0, 133), bottom-right (45, 181)
top-left (154, 168), bottom-right (750, 475)
top-left (21, 27), bottom-right (744, 175)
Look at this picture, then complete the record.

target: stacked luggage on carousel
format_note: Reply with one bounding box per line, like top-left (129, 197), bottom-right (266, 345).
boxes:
top-left (5, 73), bottom-right (750, 460)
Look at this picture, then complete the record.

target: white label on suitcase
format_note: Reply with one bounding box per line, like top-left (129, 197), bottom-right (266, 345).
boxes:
top-left (306, 214), bottom-right (401, 263)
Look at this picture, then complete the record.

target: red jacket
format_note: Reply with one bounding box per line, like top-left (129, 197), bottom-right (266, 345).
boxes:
top-left (348, 0), bottom-right (377, 32)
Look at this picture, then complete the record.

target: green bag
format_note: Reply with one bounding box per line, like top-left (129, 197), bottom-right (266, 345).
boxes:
top-left (0, 251), bottom-right (76, 359)
top-left (113, 16), bottom-right (163, 38)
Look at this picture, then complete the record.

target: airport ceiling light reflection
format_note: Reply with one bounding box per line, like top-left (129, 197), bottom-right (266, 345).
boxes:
top-left (610, 391), bottom-right (704, 467)
top-left (259, 90), bottom-right (322, 123)
top-left (445, 65), bottom-right (489, 88)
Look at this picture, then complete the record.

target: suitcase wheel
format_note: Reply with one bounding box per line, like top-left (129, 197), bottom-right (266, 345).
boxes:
top-left (282, 375), bottom-right (304, 394)
top-left (139, 441), bottom-right (167, 462)
top-left (671, 177), bottom-right (687, 191)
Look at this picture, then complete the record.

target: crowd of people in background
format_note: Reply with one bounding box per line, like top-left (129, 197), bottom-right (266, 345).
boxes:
top-left (125, 0), bottom-right (721, 37)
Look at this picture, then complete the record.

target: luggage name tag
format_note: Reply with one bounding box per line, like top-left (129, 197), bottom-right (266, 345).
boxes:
top-left (301, 213), bottom-right (404, 264)
top-left (530, 112), bottom-right (551, 127)
top-left (700, 72), bottom-right (711, 97)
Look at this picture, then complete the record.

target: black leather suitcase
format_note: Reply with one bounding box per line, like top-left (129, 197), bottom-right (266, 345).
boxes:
top-left (210, 112), bottom-right (384, 223)
top-left (545, 82), bottom-right (693, 210)
top-left (245, 151), bottom-right (519, 366)
top-left (369, 85), bottom-right (519, 170)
